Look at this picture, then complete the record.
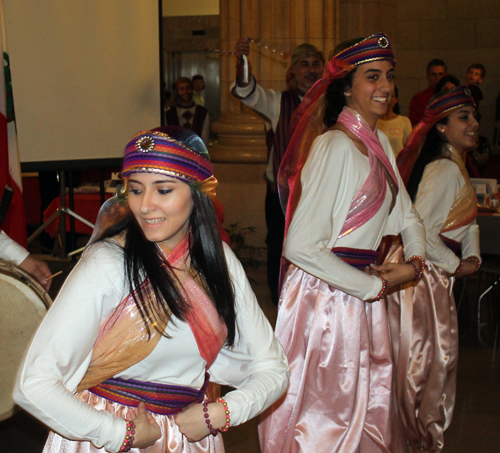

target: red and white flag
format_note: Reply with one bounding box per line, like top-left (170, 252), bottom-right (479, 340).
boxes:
top-left (0, 0), bottom-right (27, 247)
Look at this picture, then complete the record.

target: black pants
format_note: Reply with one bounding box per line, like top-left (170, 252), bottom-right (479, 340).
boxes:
top-left (265, 184), bottom-right (286, 306)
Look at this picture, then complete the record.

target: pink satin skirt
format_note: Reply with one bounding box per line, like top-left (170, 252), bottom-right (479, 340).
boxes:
top-left (258, 265), bottom-right (406, 453)
top-left (42, 390), bottom-right (224, 453)
top-left (385, 245), bottom-right (458, 453)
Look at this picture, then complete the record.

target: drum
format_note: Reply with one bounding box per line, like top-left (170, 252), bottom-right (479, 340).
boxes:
top-left (0, 260), bottom-right (52, 421)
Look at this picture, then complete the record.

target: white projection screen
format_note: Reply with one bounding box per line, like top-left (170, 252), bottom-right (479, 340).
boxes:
top-left (4, 0), bottom-right (161, 167)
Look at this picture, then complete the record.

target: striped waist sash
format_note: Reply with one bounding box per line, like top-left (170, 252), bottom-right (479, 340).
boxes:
top-left (88, 373), bottom-right (209, 415)
top-left (439, 234), bottom-right (461, 255)
top-left (332, 247), bottom-right (380, 270)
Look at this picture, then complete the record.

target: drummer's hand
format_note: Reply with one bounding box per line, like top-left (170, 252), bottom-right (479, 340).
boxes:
top-left (19, 255), bottom-right (52, 291)
top-left (368, 263), bottom-right (415, 288)
top-left (175, 401), bottom-right (225, 442)
top-left (130, 402), bottom-right (161, 449)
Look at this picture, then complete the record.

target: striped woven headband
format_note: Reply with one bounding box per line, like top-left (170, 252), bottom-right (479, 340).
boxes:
top-left (122, 130), bottom-right (213, 183)
top-left (334, 32), bottom-right (395, 67)
top-left (423, 85), bottom-right (476, 122)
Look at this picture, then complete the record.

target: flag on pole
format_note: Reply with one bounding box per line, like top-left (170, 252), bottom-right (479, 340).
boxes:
top-left (0, 0), bottom-right (27, 247)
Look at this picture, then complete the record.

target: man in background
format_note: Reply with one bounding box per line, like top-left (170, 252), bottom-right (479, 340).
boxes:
top-left (409, 59), bottom-right (447, 126)
top-left (232, 38), bottom-right (325, 305)
top-left (165, 77), bottom-right (210, 146)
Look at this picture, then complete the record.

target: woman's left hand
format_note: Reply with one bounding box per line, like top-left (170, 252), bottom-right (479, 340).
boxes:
top-left (366, 263), bottom-right (415, 288)
top-left (174, 401), bottom-right (225, 442)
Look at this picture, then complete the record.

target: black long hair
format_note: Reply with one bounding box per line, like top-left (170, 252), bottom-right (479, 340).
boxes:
top-left (406, 116), bottom-right (449, 202)
top-left (95, 185), bottom-right (237, 347)
top-left (324, 69), bottom-right (357, 128)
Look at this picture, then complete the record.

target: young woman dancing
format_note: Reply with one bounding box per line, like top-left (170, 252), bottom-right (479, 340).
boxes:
top-left (14, 126), bottom-right (289, 453)
top-left (258, 33), bottom-right (426, 453)
top-left (388, 86), bottom-right (481, 453)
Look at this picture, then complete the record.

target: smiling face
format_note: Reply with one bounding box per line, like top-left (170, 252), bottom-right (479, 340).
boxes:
top-left (127, 173), bottom-right (193, 249)
top-left (345, 60), bottom-right (395, 129)
top-left (440, 105), bottom-right (479, 154)
top-left (291, 56), bottom-right (324, 92)
top-left (177, 81), bottom-right (193, 103)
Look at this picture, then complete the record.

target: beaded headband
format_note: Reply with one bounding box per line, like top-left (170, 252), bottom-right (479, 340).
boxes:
top-left (422, 85), bottom-right (475, 122)
top-left (397, 85), bottom-right (476, 185)
top-left (122, 130), bottom-right (214, 184)
top-left (333, 32), bottom-right (396, 67)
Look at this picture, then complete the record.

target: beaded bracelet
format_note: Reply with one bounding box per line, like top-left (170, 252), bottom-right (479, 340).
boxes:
top-left (453, 259), bottom-right (464, 276)
top-left (118, 420), bottom-right (135, 452)
top-left (202, 400), bottom-right (218, 437)
top-left (373, 277), bottom-right (388, 301)
top-left (216, 397), bottom-right (231, 432)
top-left (405, 255), bottom-right (425, 281)
top-left (466, 256), bottom-right (481, 272)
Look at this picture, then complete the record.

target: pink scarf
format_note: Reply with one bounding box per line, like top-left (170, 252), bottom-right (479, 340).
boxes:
top-left (337, 108), bottom-right (399, 237)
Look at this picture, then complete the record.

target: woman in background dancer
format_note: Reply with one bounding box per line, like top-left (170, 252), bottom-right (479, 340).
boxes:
top-left (389, 86), bottom-right (481, 453)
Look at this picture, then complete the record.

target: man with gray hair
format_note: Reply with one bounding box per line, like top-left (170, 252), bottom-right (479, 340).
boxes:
top-left (232, 39), bottom-right (325, 305)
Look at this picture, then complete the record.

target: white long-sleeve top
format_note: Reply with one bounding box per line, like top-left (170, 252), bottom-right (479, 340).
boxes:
top-left (14, 240), bottom-right (289, 453)
top-left (232, 77), bottom-right (302, 182)
top-left (414, 147), bottom-right (481, 273)
top-left (0, 230), bottom-right (29, 265)
top-left (284, 129), bottom-right (426, 301)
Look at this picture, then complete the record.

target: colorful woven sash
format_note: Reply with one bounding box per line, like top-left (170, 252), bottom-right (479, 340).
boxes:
top-left (332, 247), bottom-right (380, 270)
top-left (89, 373), bottom-right (210, 416)
top-left (439, 234), bottom-right (461, 256)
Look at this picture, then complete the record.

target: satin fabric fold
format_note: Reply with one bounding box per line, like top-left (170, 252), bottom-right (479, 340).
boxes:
top-left (42, 391), bottom-right (224, 453)
top-left (440, 147), bottom-right (477, 233)
top-left (385, 242), bottom-right (458, 453)
top-left (258, 264), bottom-right (407, 453)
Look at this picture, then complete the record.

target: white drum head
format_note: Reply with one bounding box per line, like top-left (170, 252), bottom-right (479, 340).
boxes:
top-left (0, 261), bottom-right (52, 421)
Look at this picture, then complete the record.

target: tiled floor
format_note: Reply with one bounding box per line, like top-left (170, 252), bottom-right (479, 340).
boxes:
top-left (1, 255), bottom-right (499, 452)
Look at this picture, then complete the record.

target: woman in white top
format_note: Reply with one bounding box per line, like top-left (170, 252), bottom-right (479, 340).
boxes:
top-left (388, 86), bottom-right (481, 453)
top-left (258, 33), bottom-right (426, 453)
top-left (14, 127), bottom-right (289, 453)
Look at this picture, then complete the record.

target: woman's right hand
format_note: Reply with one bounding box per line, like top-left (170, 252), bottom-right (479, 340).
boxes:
top-left (130, 402), bottom-right (161, 449)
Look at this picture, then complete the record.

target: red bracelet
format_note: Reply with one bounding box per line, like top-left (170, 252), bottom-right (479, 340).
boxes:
top-left (466, 256), bottom-right (481, 272)
top-left (216, 397), bottom-right (231, 432)
top-left (118, 420), bottom-right (135, 452)
top-left (453, 260), bottom-right (464, 276)
top-left (373, 277), bottom-right (388, 301)
top-left (405, 255), bottom-right (425, 281)
top-left (202, 400), bottom-right (218, 437)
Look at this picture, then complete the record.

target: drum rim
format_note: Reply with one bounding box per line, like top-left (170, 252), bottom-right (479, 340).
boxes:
top-left (0, 260), bottom-right (52, 308)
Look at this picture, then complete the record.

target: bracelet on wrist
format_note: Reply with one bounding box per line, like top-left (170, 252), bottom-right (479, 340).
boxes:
top-left (118, 420), bottom-right (135, 453)
top-left (202, 400), bottom-right (218, 437)
top-left (453, 259), bottom-right (464, 276)
top-left (405, 255), bottom-right (425, 281)
top-left (216, 397), bottom-right (231, 433)
top-left (373, 277), bottom-right (389, 301)
top-left (466, 256), bottom-right (481, 272)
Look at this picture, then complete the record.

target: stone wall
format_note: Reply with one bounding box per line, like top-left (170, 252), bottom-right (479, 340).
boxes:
top-left (394, 0), bottom-right (500, 146)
